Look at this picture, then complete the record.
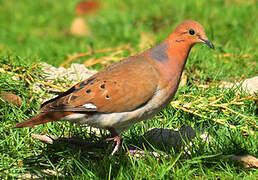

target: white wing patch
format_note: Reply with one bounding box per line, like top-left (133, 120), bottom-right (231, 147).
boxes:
top-left (60, 113), bottom-right (86, 121)
top-left (82, 103), bottom-right (97, 109)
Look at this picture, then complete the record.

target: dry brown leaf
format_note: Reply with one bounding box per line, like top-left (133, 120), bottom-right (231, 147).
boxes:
top-left (0, 92), bottom-right (23, 107)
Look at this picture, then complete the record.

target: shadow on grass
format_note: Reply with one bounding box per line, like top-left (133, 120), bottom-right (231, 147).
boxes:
top-left (20, 126), bottom-right (207, 178)
top-left (21, 135), bottom-right (132, 179)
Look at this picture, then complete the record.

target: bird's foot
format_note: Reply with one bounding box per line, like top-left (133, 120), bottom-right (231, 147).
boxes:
top-left (105, 136), bottom-right (121, 155)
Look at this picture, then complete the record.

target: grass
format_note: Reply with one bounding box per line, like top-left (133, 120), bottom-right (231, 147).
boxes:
top-left (0, 0), bottom-right (257, 179)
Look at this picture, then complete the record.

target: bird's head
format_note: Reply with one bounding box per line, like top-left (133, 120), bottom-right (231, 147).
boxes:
top-left (171, 20), bottom-right (214, 49)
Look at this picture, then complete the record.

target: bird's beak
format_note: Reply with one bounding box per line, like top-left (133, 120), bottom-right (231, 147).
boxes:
top-left (200, 38), bottom-right (215, 49)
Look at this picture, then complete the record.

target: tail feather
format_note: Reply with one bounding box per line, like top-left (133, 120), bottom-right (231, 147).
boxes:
top-left (15, 112), bottom-right (74, 128)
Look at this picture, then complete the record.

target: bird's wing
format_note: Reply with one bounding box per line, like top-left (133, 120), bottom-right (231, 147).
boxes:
top-left (40, 55), bottom-right (160, 113)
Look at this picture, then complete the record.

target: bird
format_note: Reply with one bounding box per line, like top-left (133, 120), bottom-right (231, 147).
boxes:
top-left (15, 20), bottom-right (214, 155)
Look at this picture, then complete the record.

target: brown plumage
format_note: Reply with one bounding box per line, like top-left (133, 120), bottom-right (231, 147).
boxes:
top-left (15, 112), bottom-right (74, 128)
top-left (16, 20), bottom-right (214, 155)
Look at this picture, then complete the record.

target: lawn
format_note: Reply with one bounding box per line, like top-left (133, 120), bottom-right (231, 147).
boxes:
top-left (0, 0), bottom-right (257, 179)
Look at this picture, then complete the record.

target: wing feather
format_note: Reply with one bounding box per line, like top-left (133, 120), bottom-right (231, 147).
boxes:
top-left (40, 55), bottom-right (160, 113)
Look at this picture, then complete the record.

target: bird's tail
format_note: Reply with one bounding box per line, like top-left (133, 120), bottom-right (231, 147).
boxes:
top-left (15, 112), bottom-right (73, 128)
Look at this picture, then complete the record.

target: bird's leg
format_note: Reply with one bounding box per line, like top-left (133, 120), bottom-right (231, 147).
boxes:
top-left (105, 129), bottom-right (159, 157)
top-left (105, 128), bottom-right (121, 155)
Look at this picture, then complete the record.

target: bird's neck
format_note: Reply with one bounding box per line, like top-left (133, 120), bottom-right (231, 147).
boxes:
top-left (145, 39), bottom-right (193, 107)
top-left (167, 39), bottom-right (192, 70)
top-left (149, 39), bottom-right (192, 83)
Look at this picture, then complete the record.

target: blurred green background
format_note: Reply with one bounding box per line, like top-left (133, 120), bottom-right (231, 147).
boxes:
top-left (0, 0), bottom-right (257, 79)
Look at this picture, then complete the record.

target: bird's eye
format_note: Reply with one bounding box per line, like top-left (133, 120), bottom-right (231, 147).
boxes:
top-left (189, 29), bottom-right (195, 35)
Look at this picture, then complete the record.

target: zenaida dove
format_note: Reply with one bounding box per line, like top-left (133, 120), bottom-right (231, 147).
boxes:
top-left (16, 20), bottom-right (214, 155)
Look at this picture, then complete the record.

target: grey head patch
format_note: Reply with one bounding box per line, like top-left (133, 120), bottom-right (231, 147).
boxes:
top-left (149, 43), bottom-right (168, 62)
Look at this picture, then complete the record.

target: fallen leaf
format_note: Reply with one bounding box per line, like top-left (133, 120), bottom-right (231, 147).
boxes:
top-left (0, 92), bottom-right (22, 107)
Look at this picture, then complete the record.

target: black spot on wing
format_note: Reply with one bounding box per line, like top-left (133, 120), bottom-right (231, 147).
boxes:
top-left (100, 84), bottom-right (105, 89)
top-left (73, 77), bottom-right (96, 93)
top-left (87, 78), bottom-right (95, 85)
top-left (41, 77), bottom-right (96, 109)
top-left (73, 81), bottom-right (86, 93)
top-left (78, 81), bottom-right (86, 88)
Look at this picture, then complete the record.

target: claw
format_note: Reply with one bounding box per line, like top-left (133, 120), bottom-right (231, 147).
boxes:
top-left (105, 136), bottom-right (121, 155)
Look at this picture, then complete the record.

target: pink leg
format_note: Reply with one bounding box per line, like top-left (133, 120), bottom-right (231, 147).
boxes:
top-left (105, 129), bottom-right (159, 157)
top-left (105, 128), bottom-right (121, 155)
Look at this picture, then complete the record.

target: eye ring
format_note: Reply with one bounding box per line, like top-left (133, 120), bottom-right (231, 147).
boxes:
top-left (189, 29), bottom-right (195, 35)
